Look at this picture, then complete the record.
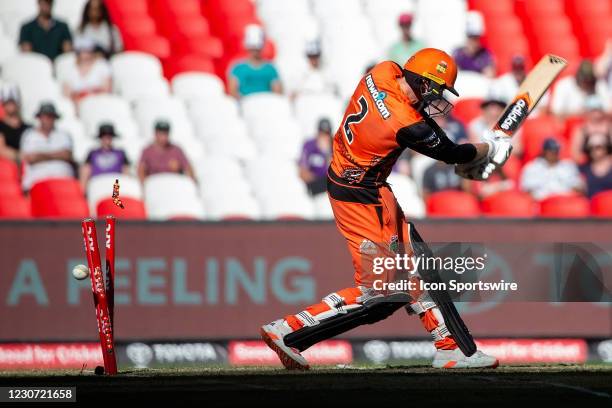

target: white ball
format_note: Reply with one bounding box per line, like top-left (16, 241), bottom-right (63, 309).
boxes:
top-left (72, 264), bottom-right (90, 280)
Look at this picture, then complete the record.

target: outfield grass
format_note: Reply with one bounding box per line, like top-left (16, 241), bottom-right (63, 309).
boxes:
top-left (1, 364), bottom-right (611, 405)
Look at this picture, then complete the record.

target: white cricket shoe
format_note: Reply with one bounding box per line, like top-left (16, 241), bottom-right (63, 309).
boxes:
top-left (260, 319), bottom-right (310, 370)
top-left (432, 348), bottom-right (499, 369)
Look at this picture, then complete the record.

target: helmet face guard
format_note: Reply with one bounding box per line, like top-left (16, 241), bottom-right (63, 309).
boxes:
top-left (403, 69), bottom-right (455, 117)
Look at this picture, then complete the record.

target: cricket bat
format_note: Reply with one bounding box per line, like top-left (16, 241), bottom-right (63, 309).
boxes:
top-left (494, 54), bottom-right (568, 137)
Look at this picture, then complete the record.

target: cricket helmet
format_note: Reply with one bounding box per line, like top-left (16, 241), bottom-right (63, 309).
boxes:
top-left (402, 48), bottom-right (459, 116)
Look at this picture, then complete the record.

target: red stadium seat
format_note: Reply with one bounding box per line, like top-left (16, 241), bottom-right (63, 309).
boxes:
top-left (30, 178), bottom-right (89, 219)
top-left (520, 116), bottom-right (566, 163)
top-left (452, 98), bottom-right (483, 126)
top-left (123, 35), bottom-right (171, 60)
top-left (426, 190), bottom-right (481, 218)
top-left (469, 0), bottom-right (514, 16)
top-left (539, 194), bottom-right (590, 218)
top-left (97, 197), bottom-right (147, 219)
top-left (164, 55), bottom-right (215, 78)
top-left (0, 195), bottom-right (31, 219)
top-left (481, 190), bottom-right (537, 217)
top-left (523, 0), bottom-right (564, 16)
top-left (0, 158), bottom-right (18, 182)
top-left (590, 191), bottom-right (612, 217)
top-left (172, 35), bottom-right (223, 59)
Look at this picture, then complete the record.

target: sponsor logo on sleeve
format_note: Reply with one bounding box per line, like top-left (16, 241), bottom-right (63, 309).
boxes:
top-left (365, 74), bottom-right (391, 120)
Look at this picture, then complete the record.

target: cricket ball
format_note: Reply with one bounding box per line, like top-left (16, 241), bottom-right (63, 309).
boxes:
top-left (94, 365), bottom-right (105, 375)
top-left (72, 264), bottom-right (90, 280)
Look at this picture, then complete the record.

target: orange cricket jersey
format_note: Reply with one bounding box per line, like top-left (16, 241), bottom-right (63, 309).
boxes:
top-left (330, 61), bottom-right (423, 186)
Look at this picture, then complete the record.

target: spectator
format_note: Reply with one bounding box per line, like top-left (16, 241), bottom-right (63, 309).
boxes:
top-left (551, 60), bottom-right (610, 118)
top-left (80, 123), bottom-right (130, 188)
top-left (20, 102), bottom-right (74, 191)
top-left (291, 39), bottom-right (337, 97)
top-left (138, 120), bottom-right (195, 183)
top-left (77, 0), bottom-right (123, 57)
top-left (299, 118), bottom-right (333, 196)
top-left (520, 138), bottom-right (583, 200)
top-left (489, 55), bottom-right (527, 103)
top-left (570, 96), bottom-right (611, 163)
top-left (579, 133), bottom-right (612, 198)
top-left (228, 25), bottom-right (282, 98)
top-left (434, 108), bottom-right (468, 144)
top-left (467, 97), bottom-right (506, 143)
top-left (0, 84), bottom-right (31, 162)
top-left (452, 11), bottom-right (495, 77)
top-left (62, 36), bottom-right (112, 103)
top-left (595, 39), bottom-right (612, 90)
top-left (18, 0), bottom-right (72, 60)
top-left (422, 161), bottom-right (463, 200)
top-left (387, 13), bottom-right (425, 65)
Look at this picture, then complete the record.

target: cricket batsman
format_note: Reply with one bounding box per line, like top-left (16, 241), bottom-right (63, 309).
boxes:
top-left (261, 48), bottom-right (512, 369)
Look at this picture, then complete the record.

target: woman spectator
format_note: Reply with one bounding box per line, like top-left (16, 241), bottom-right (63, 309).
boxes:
top-left (77, 0), bottom-right (123, 57)
top-left (579, 133), bottom-right (612, 198)
top-left (62, 36), bottom-right (112, 103)
top-left (0, 84), bottom-right (30, 162)
top-left (570, 96), bottom-right (611, 164)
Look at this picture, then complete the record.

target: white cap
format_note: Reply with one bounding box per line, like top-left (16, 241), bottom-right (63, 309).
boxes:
top-left (466, 11), bottom-right (485, 37)
top-left (243, 24), bottom-right (265, 50)
top-left (74, 36), bottom-right (96, 52)
top-left (305, 39), bottom-right (321, 56)
top-left (0, 83), bottom-right (21, 104)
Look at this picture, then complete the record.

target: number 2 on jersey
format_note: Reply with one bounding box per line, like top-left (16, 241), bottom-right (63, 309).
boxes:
top-left (343, 96), bottom-right (368, 144)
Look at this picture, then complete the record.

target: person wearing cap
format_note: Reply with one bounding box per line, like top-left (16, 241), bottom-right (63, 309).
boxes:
top-left (138, 120), bottom-right (195, 183)
top-left (570, 96), bottom-right (611, 163)
top-left (452, 11), bottom-right (495, 77)
top-left (520, 138), bottom-right (583, 200)
top-left (20, 102), bottom-right (74, 191)
top-left (18, 0), bottom-right (72, 60)
top-left (579, 132), bottom-right (612, 198)
top-left (551, 60), bottom-right (610, 118)
top-left (228, 25), bottom-right (282, 98)
top-left (80, 123), bottom-right (130, 188)
top-left (387, 13), bottom-right (425, 65)
top-left (290, 39), bottom-right (337, 98)
top-left (0, 84), bottom-right (31, 162)
top-left (62, 36), bottom-right (111, 102)
top-left (467, 97), bottom-right (507, 143)
top-left (298, 118), bottom-right (334, 196)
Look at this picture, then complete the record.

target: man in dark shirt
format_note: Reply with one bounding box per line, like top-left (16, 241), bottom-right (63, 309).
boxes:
top-left (0, 84), bottom-right (30, 162)
top-left (18, 0), bottom-right (72, 60)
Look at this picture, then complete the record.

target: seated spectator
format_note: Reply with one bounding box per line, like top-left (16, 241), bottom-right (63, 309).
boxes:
top-left (570, 96), bottom-right (610, 163)
top-left (466, 166), bottom-right (516, 199)
top-left (489, 55), bottom-right (526, 103)
top-left (0, 84), bottom-right (31, 162)
top-left (299, 118), bottom-right (333, 196)
top-left (434, 108), bottom-right (468, 144)
top-left (19, 0), bottom-right (72, 60)
top-left (579, 133), bottom-right (612, 198)
top-left (20, 103), bottom-right (74, 191)
top-left (551, 60), bottom-right (610, 118)
top-left (228, 25), bottom-right (282, 98)
top-left (80, 123), bottom-right (129, 188)
top-left (62, 36), bottom-right (112, 103)
top-left (77, 0), bottom-right (123, 57)
top-left (467, 98), bottom-right (506, 143)
top-left (422, 161), bottom-right (464, 200)
top-left (452, 11), bottom-right (495, 77)
top-left (291, 40), bottom-right (337, 98)
top-left (520, 138), bottom-right (583, 200)
top-left (387, 13), bottom-right (425, 65)
top-left (138, 120), bottom-right (195, 183)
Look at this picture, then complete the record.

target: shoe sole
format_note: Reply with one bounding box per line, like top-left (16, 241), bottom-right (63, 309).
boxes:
top-left (260, 327), bottom-right (310, 370)
top-left (433, 359), bottom-right (500, 369)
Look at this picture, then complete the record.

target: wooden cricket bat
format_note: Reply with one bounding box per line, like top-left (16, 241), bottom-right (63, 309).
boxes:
top-left (494, 54), bottom-right (568, 137)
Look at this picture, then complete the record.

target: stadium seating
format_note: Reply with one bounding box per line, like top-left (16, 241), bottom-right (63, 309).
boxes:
top-left (86, 174), bottom-right (143, 215)
top-left (171, 72), bottom-right (225, 102)
top-left (539, 194), bottom-right (591, 218)
top-left (481, 190), bottom-right (537, 217)
top-left (452, 98), bottom-right (483, 126)
top-left (96, 197), bottom-right (147, 219)
top-left (426, 190), bottom-right (481, 218)
top-left (143, 173), bottom-right (204, 220)
top-left (520, 116), bottom-right (566, 163)
top-left (590, 191), bottom-right (612, 217)
top-left (0, 158), bottom-right (19, 182)
top-left (30, 178), bottom-right (89, 218)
